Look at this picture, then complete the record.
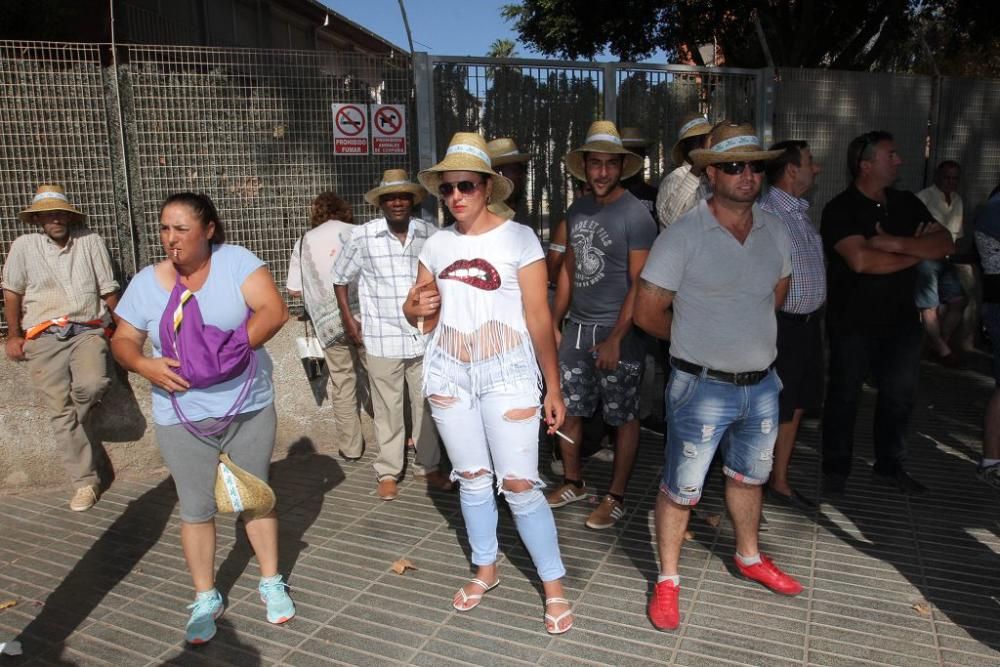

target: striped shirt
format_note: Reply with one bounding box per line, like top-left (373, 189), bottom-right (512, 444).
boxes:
top-left (759, 186), bottom-right (826, 314)
top-left (331, 217), bottom-right (436, 359)
top-left (2, 226), bottom-right (118, 330)
top-left (655, 164), bottom-right (709, 229)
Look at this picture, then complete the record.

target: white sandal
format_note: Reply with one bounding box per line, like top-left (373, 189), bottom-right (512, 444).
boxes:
top-left (452, 577), bottom-right (500, 612)
top-left (544, 597), bottom-right (574, 635)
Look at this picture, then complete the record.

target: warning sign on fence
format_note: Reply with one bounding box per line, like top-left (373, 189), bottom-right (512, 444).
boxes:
top-left (332, 103), bottom-right (368, 154)
top-left (370, 104), bottom-right (406, 155)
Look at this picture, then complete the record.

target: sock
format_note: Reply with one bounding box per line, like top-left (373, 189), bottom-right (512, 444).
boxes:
top-left (982, 458), bottom-right (1000, 467)
top-left (609, 492), bottom-right (625, 504)
top-left (260, 574), bottom-right (282, 584)
top-left (736, 552), bottom-right (762, 566)
top-left (564, 478), bottom-right (583, 488)
top-left (657, 574), bottom-right (680, 585)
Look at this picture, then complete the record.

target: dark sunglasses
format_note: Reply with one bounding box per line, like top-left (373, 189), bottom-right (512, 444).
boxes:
top-left (438, 180), bottom-right (482, 197)
top-left (716, 160), bottom-right (766, 175)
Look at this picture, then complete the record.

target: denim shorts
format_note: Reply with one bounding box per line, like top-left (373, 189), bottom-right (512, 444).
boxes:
top-left (558, 321), bottom-right (645, 426)
top-left (661, 367), bottom-right (781, 505)
top-left (914, 260), bottom-right (963, 309)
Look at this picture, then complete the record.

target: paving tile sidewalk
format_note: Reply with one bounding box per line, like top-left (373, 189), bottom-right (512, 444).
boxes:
top-left (1, 355), bottom-right (999, 666)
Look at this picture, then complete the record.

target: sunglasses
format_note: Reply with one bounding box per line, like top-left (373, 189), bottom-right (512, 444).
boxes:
top-left (716, 160), bottom-right (766, 175)
top-left (438, 180), bottom-right (483, 197)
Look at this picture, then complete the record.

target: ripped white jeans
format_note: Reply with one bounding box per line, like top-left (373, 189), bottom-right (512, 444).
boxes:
top-left (425, 355), bottom-right (566, 582)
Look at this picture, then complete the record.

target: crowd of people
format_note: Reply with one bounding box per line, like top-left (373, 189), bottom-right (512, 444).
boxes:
top-left (4, 115), bottom-right (1000, 642)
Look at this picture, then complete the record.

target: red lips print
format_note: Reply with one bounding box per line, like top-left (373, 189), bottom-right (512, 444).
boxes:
top-left (439, 258), bottom-right (501, 291)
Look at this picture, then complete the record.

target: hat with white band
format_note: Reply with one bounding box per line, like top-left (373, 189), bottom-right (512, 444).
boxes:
top-left (689, 121), bottom-right (785, 175)
top-left (564, 120), bottom-right (643, 182)
top-left (486, 137), bottom-right (531, 167)
top-left (364, 169), bottom-right (429, 207)
top-left (418, 132), bottom-right (514, 203)
top-left (19, 184), bottom-right (86, 224)
top-left (671, 113), bottom-right (713, 167)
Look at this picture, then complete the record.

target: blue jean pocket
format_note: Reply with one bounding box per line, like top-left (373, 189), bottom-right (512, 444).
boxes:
top-left (667, 370), bottom-right (699, 412)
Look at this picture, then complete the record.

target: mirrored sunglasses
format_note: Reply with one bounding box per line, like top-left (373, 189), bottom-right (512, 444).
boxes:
top-left (716, 160), bottom-right (766, 175)
top-left (438, 180), bottom-right (483, 197)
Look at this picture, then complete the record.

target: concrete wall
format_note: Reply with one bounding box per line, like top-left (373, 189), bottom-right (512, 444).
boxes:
top-left (0, 323), bottom-right (370, 492)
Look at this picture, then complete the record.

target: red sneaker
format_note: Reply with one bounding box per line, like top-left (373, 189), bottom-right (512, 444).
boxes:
top-left (647, 579), bottom-right (680, 631)
top-left (733, 553), bottom-right (803, 596)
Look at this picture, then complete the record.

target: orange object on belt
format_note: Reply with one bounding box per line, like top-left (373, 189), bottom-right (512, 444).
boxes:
top-left (25, 316), bottom-right (108, 340)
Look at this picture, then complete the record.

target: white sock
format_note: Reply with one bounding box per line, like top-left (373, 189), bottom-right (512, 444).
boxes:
top-left (982, 458), bottom-right (1000, 467)
top-left (736, 552), bottom-right (762, 566)
top-left (657, 574), bottom-right (680, 585)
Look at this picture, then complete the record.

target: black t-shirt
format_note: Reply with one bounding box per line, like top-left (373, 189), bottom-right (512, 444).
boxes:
top-left (625, 178), bottom-right (660, 228)
top-left (820, 185), bottom-right (936, 333)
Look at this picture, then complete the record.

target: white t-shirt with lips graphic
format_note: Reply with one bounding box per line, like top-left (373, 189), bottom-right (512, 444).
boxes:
top-left (417, 219), bottom-right (545, 395)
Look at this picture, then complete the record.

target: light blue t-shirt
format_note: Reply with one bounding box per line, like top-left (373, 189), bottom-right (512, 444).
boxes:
top-left (116, 243), bottom-right (275, 426)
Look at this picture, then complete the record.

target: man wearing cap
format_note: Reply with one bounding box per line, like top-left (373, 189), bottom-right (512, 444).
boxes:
top-left (548, 120), bottom-right (657, 530)
top-left (620, 127), bottom-right (660, 226)
top-left (486, 137), bottom-right (530, 221)
top-left (759, 140), bottom-right (824, 511)
top-left (635, 122), bottom-right (801, 631)
top-left (820, 131), bottom-right (954, 497)
top-left (331, 170), bottom-right (450, 500)
top-left (3, 184), bottom-right (119, 511)
top-left (655, 114), bottom-right (712, 229)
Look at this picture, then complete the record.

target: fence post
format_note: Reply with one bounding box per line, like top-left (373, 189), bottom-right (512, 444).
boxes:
top-left (413, 51), bottom-right (438, 223)
top-left (757, 67), bottom-right (775, 148)
top-left (101, 45), bottom-right (139, 278)
top-left (603, 62), bottom-right (617, 123)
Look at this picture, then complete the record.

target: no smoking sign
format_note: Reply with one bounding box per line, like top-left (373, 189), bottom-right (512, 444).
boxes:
top-left (370, 104), bottom-right (407, 155)
top-left (332, 103), bottom-right (368, 154)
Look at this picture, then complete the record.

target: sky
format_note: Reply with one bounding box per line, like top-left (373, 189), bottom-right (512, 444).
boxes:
top-left (321, 0), bottom-right (667, 61)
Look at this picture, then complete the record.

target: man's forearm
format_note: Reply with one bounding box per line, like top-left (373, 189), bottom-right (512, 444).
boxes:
top-left (884, 229), bottom-right (955, 261)
top-left (3, 290), bottom-right (24, 337)
top-left (333, 284), bottom-right (352, 320)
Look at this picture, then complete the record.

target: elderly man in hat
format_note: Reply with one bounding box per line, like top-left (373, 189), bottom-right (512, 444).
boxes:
top-left (548, 120), bottom-right (657, 531)
top-left (655, 114), bottom-right (713, 229)
top-left (486, 137), bottom-right (530, 221)
top-left (3, 184), bottom-right (119, 511)
top-left (331, 169), bottom-right (450, 500)
top-left (635, 122), bottom-right (801, 631)
top-left (820, 131), bottom-right (953, 497)
top-left (621, 126), bottom-right (660, 225)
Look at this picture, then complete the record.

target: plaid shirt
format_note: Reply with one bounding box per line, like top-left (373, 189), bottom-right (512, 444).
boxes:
top-left (759, 186), bottom-right (826, 314)
top-left (330, 217), bottom-right (435, 358)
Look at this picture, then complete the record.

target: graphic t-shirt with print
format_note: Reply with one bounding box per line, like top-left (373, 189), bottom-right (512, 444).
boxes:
top-left (565, 190), bottom-right (657, 326)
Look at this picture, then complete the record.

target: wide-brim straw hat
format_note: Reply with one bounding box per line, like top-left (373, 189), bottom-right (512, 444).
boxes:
top-left (620, 126), bottom-right (651, 150)
top-left (689, 121), bottom-right (785, 175)
top-left (488, 201), bottom-right (516, 219)
top-left (364, 169), bottom-right (428, 207)
top-left (487, 137), bottom-right (531, 167)
top-left (418, 132), bottom-right (514, 203)
top-left (214, 453), bottom-right (276, 519)
top-left (565, 121), bottom-right (644, 182)
top-left (671, 114), bottom-right (713, 167)
top-left (19, 183), bottom-right (85, 224)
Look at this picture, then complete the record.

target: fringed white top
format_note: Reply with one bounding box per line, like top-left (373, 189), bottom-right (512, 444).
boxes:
top-left (418, 220), bottom-right (545, 398)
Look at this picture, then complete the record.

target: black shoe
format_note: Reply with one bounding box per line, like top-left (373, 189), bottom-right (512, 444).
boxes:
top-left (822, 474), bottom-right (847, 498)
top-left (338, 450), bottom-right (362, 462)
top-left (768, 485), bottom-right (818, 512)
top-left (872, 468), bottom-right (927, 495)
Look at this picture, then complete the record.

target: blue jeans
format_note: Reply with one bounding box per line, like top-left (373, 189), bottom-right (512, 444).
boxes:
top-left (822, 325), bottom-right (923, 478)
top-left (661, 368), bottom-right (781, 506)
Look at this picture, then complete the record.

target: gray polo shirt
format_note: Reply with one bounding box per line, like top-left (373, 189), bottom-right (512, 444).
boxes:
top-left (641, 199), bottom-right (792, 372)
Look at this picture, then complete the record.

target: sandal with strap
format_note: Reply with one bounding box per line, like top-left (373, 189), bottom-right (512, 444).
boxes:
top-left (544, 597), bottom-right (574, 635)
top-left (452, 577), bottom-right (500, 612)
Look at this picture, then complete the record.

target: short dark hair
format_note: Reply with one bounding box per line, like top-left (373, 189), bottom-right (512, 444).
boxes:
top-left (847, 130), bottom-right (893, 180)
top-left (936, 160), bottom-right (961, 173)
top-left (160, 192), bottom-right (225, 245)
top-left (765, 140), bottom-right (809, 185)
top-left (311, 192), bottom-right (353, 227)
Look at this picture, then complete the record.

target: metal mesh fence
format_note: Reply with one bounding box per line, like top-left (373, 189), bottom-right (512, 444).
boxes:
top-left (431, 58), bottom-right (604, 237)
top-left (615, 65), bottom-right (758, 182)
top-left (773, 68), bottom-right (934, 218)
top-left (935, 77), bottom-right (1000, 213)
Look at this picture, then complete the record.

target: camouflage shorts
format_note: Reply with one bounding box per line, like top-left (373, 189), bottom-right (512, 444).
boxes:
top-left (558, 321), bottom-right (645, 426)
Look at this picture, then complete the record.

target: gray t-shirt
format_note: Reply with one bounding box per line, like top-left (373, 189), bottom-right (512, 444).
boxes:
top-left (567, 190), bottom-right (657, 325)
top-left (641, 199), bottom-right (792, 372)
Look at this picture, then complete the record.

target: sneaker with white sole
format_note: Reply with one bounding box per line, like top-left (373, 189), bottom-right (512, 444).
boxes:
top-left (69, 484), bottom-right (99, 512)
top-left (585, 495), bottom-right (625, 529)
top-left (185, 589), bottom-right (224, 644)
top-left (546, 482), bottom-right (588, 508)
top-left (590, 448), bottom-right (615, 462)
top-left (259, 574), bottom-right (295, 624)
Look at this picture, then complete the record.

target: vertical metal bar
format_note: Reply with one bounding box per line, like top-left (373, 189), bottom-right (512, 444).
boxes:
top-left (603, 62), bottom-right (616, 123)
top-left (757, 67), bottom-right (775, 147)
top-left (413, 51), bottom-right (438, 223)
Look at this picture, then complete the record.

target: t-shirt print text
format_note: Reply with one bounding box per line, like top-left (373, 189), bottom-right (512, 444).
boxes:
top-left (572, 219), bottom-right (613, 288)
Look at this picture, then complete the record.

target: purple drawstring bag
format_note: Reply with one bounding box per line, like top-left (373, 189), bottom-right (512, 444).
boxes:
top-left (158, 275), bottom-right (257, 438)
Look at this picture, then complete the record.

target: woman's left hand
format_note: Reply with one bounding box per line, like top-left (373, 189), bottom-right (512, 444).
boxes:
top-left (542, 390), bottom-right (566, 435)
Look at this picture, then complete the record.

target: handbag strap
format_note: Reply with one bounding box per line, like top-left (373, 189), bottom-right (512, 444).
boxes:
top-left (171, 351), bottom-right (258, 438)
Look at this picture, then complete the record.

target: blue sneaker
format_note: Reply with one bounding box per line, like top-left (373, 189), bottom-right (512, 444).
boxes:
top-left (259, 575), bottom-right (295, 624)
top-left (185, 589), bottom-right (224, 644)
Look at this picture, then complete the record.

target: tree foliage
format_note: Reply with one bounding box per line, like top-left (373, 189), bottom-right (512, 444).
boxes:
top-left (501, 0), bottom-right (1000, 76)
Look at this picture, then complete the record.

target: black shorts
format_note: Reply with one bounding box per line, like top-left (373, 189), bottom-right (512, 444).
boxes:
top-left (775, 311), bottom-right (824, 422)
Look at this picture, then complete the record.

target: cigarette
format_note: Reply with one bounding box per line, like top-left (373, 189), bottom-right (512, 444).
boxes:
top-left (553, 429), bottom-right (574, 444)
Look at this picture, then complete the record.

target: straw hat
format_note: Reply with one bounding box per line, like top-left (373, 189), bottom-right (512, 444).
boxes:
top-left (564, 121), bottom-right (643, 182)
top-left (214, 453), bottom-right (276, 519)
top-left (364, 169), bottom-right (428, 207)
top-left (671, 114), bottom-right (713, 167)
top-left (689, 122), bottom-right (784, 175)
top-left (487, 138), bottom-right (531, 167)
top-left (19, 184), bottom-right (86, 224)
top-left (620, 127), bottom-right (651, 149)
top-left (488, 201), bottom-right (516, 220)
top-left (418, 132), bottom-right (514, 203)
